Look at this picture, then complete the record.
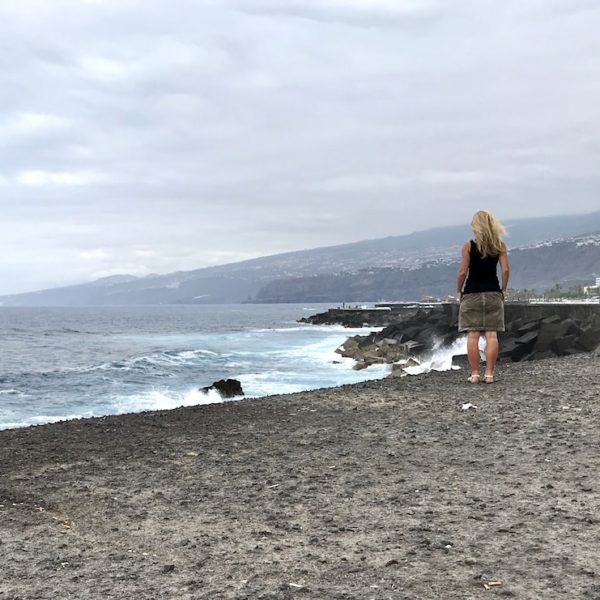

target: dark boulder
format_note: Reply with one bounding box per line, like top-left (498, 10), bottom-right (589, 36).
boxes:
top-left (451, 354), bottom-right (470, 369)
top-left (499, 338), bottom-right (519, 359)
top-left (577, 326), bottom-right (600, 352)
top-left (401, 326), bottom-right (422, 341)
top-left (534, 322), bottom-right (561, 353)
top-left (556, 319), bottom-right (582, 338)
top-left (541, 315), bottom-right (561, 325)
top-left (201, 379), bottom-right (244, 398)
top-left (515, 331), bottom-right (538, 345)
top-left (517, 320), bottom-right (541, 335)
top-left (511, 342), bottom-right (535, 362)
top-left (442, 332), bottom-right (459, 346)
top-left (507, 318), bottom-right (524, 333)
top-left (550, 335), bottom-right (578, 357)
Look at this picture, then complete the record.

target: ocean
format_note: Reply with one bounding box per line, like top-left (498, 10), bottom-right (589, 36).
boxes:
top-left (0, 304), bottom-right (387, 430)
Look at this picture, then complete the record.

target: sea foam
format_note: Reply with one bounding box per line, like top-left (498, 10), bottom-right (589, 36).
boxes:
top-left (400, 335), bottom-right (488, 376)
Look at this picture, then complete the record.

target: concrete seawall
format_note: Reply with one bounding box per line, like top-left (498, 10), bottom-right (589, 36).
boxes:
top-left (305, 302), bottom-right (600, 328)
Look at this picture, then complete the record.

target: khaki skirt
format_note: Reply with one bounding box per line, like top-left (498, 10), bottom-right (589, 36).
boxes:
top-left (458, 291), bottom-right (505, 332)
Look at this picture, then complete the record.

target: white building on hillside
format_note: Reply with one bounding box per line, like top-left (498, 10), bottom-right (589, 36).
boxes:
top-left (583, 276), bottom-right (600, 296)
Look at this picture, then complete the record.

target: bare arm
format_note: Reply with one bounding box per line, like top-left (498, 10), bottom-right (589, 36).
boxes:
top-left (499, 242), bottom-right (510, 300)
top-left (456, 241), bottom-right (470, 301)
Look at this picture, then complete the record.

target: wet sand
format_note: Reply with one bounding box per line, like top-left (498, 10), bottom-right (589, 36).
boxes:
top-left (1, 353), bottom-right (599, 599)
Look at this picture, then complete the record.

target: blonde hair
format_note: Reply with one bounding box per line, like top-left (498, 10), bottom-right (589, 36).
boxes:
top-left (471, 210), bottom-right (506, 258)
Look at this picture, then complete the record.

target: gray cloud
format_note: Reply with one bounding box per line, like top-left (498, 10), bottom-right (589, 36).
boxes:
top-left (1, 0), bottom-right (599, 293)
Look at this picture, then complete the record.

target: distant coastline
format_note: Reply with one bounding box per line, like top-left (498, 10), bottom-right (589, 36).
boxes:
top-left (2, 213), bottom-right (599, 306)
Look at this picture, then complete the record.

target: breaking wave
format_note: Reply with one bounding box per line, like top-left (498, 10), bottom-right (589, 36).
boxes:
top-left (0, 308), bottom-right (390, 431)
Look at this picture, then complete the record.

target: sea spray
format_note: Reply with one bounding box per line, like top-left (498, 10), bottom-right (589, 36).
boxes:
top-left (400, 335), bottom-right (491, 376)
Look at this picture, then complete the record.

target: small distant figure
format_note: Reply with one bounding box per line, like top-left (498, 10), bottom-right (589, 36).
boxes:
top-left (456, 210), bottom-right (510, 384)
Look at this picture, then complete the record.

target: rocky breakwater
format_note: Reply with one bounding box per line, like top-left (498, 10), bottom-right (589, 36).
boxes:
top-left (336, 305), bottom-right (458, 371)
top-left (299, 306), bottom-right (422, 328)
top-left (499, 311), bottom-right (600, 362)
top-left (334, 303), bottom-right (600, 372)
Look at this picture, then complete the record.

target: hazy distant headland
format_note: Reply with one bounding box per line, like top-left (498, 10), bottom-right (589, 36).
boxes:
top-left (1, 211), bottom-right (599, 307)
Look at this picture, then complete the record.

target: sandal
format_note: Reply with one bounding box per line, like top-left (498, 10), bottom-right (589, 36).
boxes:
top-left (484, 374), bottom-right (494, 384)
top-left (467, 373), bottom-right (481, 384)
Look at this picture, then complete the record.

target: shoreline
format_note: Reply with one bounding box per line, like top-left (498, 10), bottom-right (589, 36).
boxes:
top-left (0, 320), bottom-right (387, 432)
top-left (1, 352), bottom-right (599, 598)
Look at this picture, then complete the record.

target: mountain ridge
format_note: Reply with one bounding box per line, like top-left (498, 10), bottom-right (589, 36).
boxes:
top-left (254, 232), bottom-right (600, 303)
top-left (2, 211), bottom-right (600, 306)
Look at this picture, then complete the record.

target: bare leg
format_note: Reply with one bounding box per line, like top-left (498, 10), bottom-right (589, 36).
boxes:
top-left (467, 331), bottom-right (481, 375)
top-left (484, 331), bottom-right (499, 377)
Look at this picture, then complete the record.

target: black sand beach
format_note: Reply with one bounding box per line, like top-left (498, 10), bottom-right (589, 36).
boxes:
top-left (1, 353), bottom-right (599, 599)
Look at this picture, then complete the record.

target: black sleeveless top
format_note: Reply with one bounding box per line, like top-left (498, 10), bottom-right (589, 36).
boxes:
top-left (463, 240), bottom-right (501, 294)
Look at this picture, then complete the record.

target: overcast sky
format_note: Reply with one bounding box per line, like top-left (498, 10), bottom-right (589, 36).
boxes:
top-left (1, 0), bottom-right (599, 294)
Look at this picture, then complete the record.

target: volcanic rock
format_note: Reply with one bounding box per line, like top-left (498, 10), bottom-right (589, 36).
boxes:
top-left (201, 379), bottom-right (244, 398)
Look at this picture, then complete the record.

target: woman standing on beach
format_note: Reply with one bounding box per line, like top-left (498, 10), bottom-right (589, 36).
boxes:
top-left (456, 210), bottom-right (510, 384)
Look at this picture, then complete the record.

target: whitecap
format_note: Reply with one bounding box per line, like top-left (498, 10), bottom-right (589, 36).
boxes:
top-left (108, 386), bottom-right (227, 414)
top-left (398, 335), bottom-right (481, 376)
